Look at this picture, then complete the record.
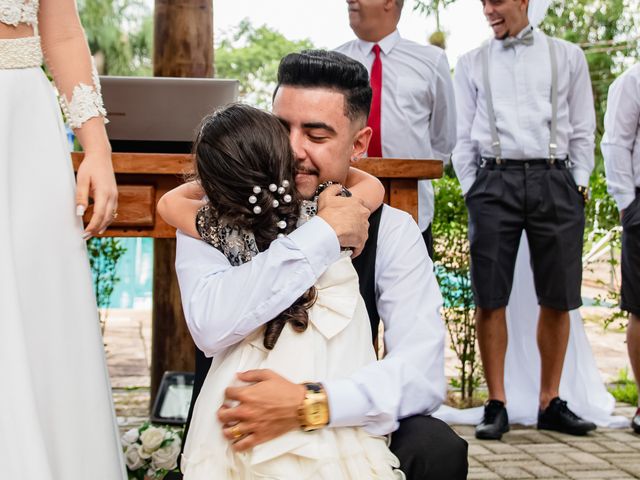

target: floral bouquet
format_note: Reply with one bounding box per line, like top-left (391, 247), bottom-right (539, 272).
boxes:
top-left (122, 423), bottom-right (183, 480)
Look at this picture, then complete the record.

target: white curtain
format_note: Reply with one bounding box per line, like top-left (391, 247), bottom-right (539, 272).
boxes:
top-left (528, 0), bottom-right (553, 28)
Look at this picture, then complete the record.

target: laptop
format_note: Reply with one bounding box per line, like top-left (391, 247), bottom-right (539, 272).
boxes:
top-left (100, 76), bottom-right (239, 153)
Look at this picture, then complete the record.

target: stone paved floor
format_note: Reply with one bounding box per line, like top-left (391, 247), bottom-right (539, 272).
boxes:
top-left (456, 406), bottom-right (640, 479)
top-left (105, 308), bottom-right (639, 478)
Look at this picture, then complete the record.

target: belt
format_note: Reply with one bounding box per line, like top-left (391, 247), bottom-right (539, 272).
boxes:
top-left (479, 157), bottom-right (572, 169)
top-left (0, 36), bottom-right (43, 69)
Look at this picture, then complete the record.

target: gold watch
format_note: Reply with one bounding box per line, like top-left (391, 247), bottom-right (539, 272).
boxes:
top-left (297, 382), bottom-right (330, 431)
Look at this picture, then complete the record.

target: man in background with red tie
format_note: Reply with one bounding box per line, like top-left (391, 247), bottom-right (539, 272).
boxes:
top-left (335, 0), bottom-right (456, 258)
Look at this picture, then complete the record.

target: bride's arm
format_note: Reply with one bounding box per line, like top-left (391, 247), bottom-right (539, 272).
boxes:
top-left (345, 167), bottom-right (385, 213)
top-left (39, 0), bottom-right (117, 238)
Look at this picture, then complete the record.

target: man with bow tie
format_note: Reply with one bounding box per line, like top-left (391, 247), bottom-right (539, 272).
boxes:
top-left (452, 0), bottom-right (597, 440)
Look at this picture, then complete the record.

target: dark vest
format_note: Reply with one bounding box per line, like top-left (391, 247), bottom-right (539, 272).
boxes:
top-left (180, 206), bottom-right (383, 460)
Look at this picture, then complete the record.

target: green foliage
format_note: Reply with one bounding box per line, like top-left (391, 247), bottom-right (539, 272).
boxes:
top-left (432, 172), bottom-right (483, 404)
top-left (608, 368), bottom-right (639, 405)
top-left (87, 237), bottom-right (127, 329)
top-left (78, 0), bottom-right (153, 75)
top-left (215, 19), bottom-right (315, 108)
top-left (413, 0), bottom-right (457, 31)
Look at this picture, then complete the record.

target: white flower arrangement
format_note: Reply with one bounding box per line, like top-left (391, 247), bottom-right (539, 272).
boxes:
top-left (122, 423), bottom-right (183, 480)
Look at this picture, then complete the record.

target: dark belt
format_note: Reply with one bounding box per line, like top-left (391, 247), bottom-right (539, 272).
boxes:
top-left (479, 157), bottom-right (572, 169)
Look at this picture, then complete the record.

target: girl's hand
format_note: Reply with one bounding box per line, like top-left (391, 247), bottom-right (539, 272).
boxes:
top-left (76, 150), bottom-right (118, 239)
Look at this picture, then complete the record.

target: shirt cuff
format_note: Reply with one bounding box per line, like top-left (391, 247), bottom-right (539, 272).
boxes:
top-left (616, 192), bottom-right (637, 212)
top-left (570, 166), bottom-right (591, 188)
top-left (324, 378), bottom-right (372, 428)
top-left (287, 216), bottom-right (341, 278)
top-left (460, 175), bottom-right (477, 196)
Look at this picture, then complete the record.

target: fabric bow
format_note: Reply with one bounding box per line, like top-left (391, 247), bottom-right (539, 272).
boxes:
top-left (502, 29), bottom-right (534, 49)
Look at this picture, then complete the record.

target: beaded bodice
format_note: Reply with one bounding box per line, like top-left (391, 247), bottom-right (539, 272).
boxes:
top-left (0, 0), bottom-right (38, 27)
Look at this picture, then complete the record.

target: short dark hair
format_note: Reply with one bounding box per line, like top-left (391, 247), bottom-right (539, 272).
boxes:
top-left (275, 49), bottom-right (372, 123)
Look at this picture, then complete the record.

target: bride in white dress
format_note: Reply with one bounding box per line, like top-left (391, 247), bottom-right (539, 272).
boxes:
top-left (0, 1), bottom-right (125, 478)
top-left (158, 104), bottom-right (401, 479)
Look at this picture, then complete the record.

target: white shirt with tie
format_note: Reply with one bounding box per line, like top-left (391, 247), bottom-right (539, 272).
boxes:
top-left (335, 30), bottom-right (457, 231)
top-left (452, 26), bottom-right (595, 195)
top-left (175, 206), bottom-right (446, 435)
top-left (602, 63), bottom-right (640, 211)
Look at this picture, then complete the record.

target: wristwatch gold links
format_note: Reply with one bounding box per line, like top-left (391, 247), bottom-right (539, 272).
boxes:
top-left (577, 185), bottom-right (589, 203)
top-left (298, 382), bottom-right (330, 431)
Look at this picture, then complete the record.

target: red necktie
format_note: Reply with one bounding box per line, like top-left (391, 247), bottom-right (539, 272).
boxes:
top-left (367, 44), bottom-right (382, 158)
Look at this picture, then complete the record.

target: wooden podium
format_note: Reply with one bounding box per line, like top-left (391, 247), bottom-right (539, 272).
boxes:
top-left (72, 152), bottom-right (443, 402)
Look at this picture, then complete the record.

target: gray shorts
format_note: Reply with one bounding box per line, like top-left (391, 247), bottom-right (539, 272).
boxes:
top-left (622, 190), bottom-right (640, 317)
top-left (465, 159), bottom-right (585, 311)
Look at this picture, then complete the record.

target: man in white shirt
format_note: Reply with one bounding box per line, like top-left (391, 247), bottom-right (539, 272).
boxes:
top-left (175, 50), bottom-right (467, 479)
top-left (335, 0), bottom-right (456, 257)
top-left (452, 0), bottom-right (597, 440)
top-left (602, 63), bottom-right (640, 434)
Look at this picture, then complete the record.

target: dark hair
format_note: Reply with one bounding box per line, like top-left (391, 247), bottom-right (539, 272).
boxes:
top-left (194, 103), bottom-right (316, 350)
top-left (275, 49), bottom-right (372, 123)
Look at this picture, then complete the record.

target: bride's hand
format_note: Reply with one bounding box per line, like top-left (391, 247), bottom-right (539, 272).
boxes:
top-left (76, 150), bottom-right (118, 239)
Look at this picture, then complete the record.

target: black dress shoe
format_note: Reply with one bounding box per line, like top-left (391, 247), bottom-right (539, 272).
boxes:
top-left (537, 397), bottom-right (597, 435)
top-left (476, 399), bottom-right (509, 440)
top-left (632, 408), bottom-right (640, 434)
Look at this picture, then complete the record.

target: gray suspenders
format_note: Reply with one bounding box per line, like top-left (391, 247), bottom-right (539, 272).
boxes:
top-left (481, 34), bottom-right (559, 163)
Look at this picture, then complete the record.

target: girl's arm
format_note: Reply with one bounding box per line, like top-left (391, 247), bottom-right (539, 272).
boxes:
top-left (157, 181), bottom-right (206, 238)
top-left (344, 167), bottom-right (385, 213)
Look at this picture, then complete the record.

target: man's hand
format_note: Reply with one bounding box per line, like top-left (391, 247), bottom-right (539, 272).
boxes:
top-left (218, 369), bottom-right (305, 452)
top-left (317, 184), bottom-right (369, 256)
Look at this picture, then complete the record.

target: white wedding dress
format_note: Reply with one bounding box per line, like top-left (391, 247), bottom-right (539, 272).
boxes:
top-left (435, 234), bottom-right (629, 428)
top-left (0, 2), bottom-right (126, 478)
top-left (182, 254), bottom-right (402, 479)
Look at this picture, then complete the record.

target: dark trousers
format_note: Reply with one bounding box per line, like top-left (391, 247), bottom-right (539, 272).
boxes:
top-left (422, 223), bottom-right (434, 259)
top-left (390, 415), bottom-right (468, 480)
top-left (166, 415), bottom-right (468, 480)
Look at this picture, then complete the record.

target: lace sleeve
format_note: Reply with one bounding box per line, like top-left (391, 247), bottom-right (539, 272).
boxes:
top-left (39, 0), bottom-right (107, 130)
top-left (195, 204), bottom-right (260, 266)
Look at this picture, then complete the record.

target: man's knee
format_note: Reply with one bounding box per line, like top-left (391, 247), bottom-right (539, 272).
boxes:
top-left (390, 415), bottom-right (468, 480)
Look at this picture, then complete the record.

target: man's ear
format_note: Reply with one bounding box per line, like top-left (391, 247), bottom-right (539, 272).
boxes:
top-left (352, 125), bottom-right (373, 162)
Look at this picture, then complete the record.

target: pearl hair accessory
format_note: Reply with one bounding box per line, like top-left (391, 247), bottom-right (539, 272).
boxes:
top-left (249, 180), bottom-right (294, 240)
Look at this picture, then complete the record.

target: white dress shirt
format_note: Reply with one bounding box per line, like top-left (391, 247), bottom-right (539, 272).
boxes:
top-left (175, 206), bottom-right (446, 435)
top-left (452, 27), bottom-right (595, 195)
top-left (602, 63), bottom-right (640, 211)
top-left (336, 30), bottom-right (457, 231)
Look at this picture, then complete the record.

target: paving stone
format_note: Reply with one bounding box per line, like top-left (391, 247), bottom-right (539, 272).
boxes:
top-left (482, 442), bottom-right (524, 454)
top-left (492, 465), bottom-right (534, 479)
top-left (601, 431), bottom-right (640, 443)
top-left (573, 441), bottom-right (609, 453)
top-left (532, 452), bottom-right (578, 466)
top-left (469, 443), bottom-right (494, 456)
top-left (453, 425), bottom-right (476, 437)
top-left (468, 467), bottom-right (501, 480)
top-left (599, 440), bottom-right (638, 453)
top-left (565, 470), bottom-right (633, 479)
top-left (522, 442), bottom-right (575, 453)
top-left (521, 463), bottom-right (564, 478)
top-left (565, 451), bottom-right (610, 465)
top-left (475, 453), bottom-right (534, 464)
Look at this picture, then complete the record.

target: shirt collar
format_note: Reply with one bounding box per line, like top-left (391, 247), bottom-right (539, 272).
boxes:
top-left (356, 29), bottom-right (401, 57)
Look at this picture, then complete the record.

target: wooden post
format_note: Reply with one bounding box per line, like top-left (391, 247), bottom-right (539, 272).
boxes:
top-left (150, 0), bottom-right (214, 405)
top-left (154, 0), bottom-right (214, 78)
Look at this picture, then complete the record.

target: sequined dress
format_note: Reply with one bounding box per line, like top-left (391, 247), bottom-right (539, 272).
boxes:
top-left (0, 1), bottom-right (126, 478)
top-left (181, 205), bottom-right (402, 480)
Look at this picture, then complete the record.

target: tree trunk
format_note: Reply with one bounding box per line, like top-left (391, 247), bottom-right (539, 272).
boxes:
top-left (154, 0), bottom-right (214, 78)
top-left (150, 0), bottom-right (214, 406)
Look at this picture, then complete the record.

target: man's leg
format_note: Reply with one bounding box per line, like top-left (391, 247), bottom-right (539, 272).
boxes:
top-left (537, 306), bottom-right (570, 409)
top-left (389, 415), bottom-right (468, 480)
top-left (422, 223), bottom-right (434, 260)
top-left (629, 314), bottom-right (640, 433)
top-left (476, 306), bottom-right (508, 403)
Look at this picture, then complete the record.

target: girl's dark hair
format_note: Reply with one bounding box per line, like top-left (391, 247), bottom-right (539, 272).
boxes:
top-left (193, 103), bottom-right (315, 350)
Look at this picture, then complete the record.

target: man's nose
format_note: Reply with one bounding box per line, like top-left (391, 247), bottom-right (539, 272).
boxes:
top-left (483, 3), bottom-right (494, 15)
top-left (289, 131), bottom-right (306, 161)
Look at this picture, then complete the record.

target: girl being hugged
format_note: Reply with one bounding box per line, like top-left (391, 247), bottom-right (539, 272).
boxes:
top-left (158, 103), bottom-right (401, 479)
